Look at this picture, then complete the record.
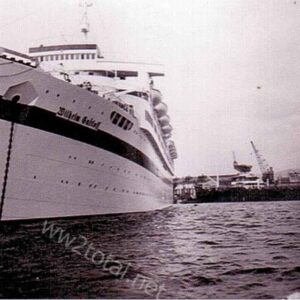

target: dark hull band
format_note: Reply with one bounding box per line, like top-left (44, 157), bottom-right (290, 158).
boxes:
top-left (0, 97), bottom-right (173, 185)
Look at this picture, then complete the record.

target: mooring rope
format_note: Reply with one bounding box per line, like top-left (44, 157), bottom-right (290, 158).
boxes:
top-left (0, 119), bottom-right (15, 221)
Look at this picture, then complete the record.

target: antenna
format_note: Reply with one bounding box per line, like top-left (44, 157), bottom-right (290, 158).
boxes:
top-left (80, 0), bottom-right (93, 39)
top-left (232, 151), bottom-right (237, 163)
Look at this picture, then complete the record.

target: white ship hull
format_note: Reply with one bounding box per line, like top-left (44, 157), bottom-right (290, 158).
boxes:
top-left (0, 57), bottom-right (173, 221)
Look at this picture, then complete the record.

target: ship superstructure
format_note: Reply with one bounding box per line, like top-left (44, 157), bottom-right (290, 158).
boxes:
top-left (28, 43), bottom-right (177, 169)
top-left (0, 4), bottom-right (177, 221)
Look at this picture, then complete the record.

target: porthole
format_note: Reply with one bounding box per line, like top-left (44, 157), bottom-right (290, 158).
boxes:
top-left (72, 99), bottom-right (76, 103)
top-left (45, 90), bottom-right (49, 94)
top-left (56, 94), bottom-right (60, 97)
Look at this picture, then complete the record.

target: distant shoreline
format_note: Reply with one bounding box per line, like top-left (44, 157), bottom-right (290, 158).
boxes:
top-left (181, 187), bottom-right (300, 204)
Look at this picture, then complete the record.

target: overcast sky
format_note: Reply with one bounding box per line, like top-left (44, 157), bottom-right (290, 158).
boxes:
top-left (1, 0), bottom-right (299, 176)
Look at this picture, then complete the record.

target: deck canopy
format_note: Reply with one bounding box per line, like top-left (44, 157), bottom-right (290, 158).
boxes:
top-left (29, 44), bottom-right (97, 53)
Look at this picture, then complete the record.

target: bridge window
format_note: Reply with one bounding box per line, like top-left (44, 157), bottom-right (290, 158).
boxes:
top-left (118, 116), bottom-right (126, 128)
top-left (111, 112), bottom-right (121, 125)
top-left (128, 91), bottom-right (149, 101)
top-left (110, 111), bottom-right (133, 130)
top-left (124, 120), bottom-right (133, 130)
top-left (123, 120), bottom-right (129, 129)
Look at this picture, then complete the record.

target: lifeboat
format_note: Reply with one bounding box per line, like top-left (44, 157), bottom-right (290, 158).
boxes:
top-left (150, 89), bottom-right (162, 106)
top-left (158, 114), bottom-right (170, 126)
top-left (154, 102), bottom-right (167, 118)
top-left (170, 152), bottom-right (178, 159)
top-left (167, 140), bottom-right (175, 147)
top-left (167, 140), bottom-right (178, 159)
top-left (161, 124), bottom-right (172, 134)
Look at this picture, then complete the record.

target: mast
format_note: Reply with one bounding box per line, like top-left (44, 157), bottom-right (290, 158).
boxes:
top-left (232, 151), bottom-right (237, 164)
top-left (80, 0), bottom-right (93, 39)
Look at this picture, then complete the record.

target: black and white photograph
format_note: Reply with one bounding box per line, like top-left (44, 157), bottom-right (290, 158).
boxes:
top-left (0, 0), bottom-right (299, 299)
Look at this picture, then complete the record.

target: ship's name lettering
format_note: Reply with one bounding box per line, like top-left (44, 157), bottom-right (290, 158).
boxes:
top-left (57, 107), bottom-right (101, 130)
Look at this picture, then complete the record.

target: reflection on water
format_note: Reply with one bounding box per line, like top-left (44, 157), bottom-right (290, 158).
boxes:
top-left (0, 200), bottom-right (300, 298)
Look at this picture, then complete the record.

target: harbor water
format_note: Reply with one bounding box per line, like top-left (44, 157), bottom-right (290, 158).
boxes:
top-left (0, 200), bottom-right (299, 298)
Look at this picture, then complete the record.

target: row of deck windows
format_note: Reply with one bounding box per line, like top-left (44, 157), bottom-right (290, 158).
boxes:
top-left (38, 53), bottom-right (96, 62)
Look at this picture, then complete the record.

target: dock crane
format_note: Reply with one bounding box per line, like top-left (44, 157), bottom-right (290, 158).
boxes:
top-left (250, 141), bottom-right (274, 185)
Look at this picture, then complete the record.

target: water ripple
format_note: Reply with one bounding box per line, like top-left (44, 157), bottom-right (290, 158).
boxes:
top-left (0, 200), bottom-right (299, 299)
